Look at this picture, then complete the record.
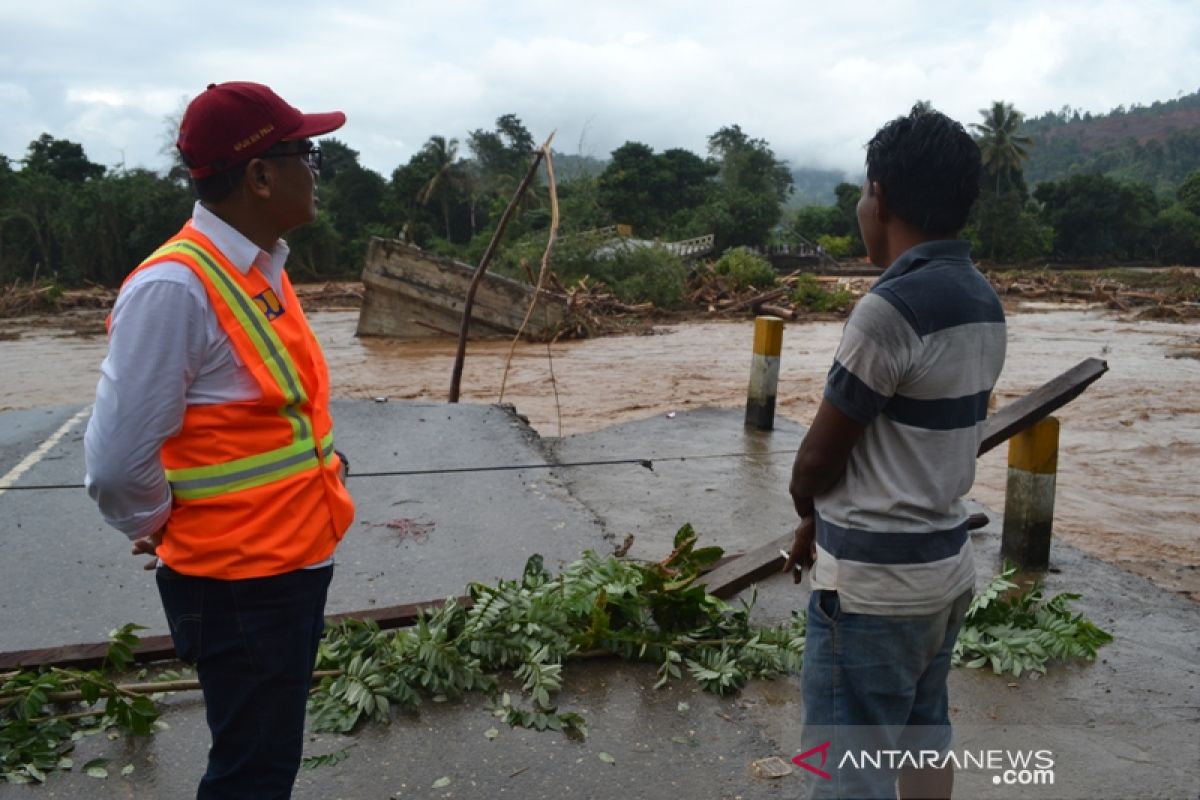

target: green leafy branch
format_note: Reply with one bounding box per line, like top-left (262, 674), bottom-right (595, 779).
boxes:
top-left (2, 534), bottom-right (1115, 784)
top-left (0, 624), bottom-right (164, 785)
top-left (307, 524), bottom-right (807, 742)
top-left (953, 562), bottom-right (1115, 677)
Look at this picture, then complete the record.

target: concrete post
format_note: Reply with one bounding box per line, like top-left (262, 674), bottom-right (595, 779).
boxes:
top-left (1001, 416), bottom-right (1060, 570)
top-left (745, 316), bottom-right (784, 431)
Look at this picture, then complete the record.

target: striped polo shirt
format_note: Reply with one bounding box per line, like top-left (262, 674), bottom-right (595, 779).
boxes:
top-left (811, 239), bottom-right (1006, 615)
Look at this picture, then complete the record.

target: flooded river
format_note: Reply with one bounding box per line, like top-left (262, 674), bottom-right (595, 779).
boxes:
top-left (2, 304), bottom-right (1197, 600)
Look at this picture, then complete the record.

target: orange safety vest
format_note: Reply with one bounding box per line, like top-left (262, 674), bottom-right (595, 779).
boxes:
top-left (115, 222), bottom-right (354, 579)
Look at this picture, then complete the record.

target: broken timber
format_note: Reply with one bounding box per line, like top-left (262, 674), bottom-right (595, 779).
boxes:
top-left (0, 597), bottom-right (471, 671)
top-left (697, 357), bottom-right (1109, 600)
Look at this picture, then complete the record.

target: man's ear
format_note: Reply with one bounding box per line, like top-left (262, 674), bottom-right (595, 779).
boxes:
top-left (244, 158), bottom-right (272, 200)
top-left (870, 180), bottom-right (888, 222)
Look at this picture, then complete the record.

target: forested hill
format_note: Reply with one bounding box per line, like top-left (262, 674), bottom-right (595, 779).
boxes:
top-left (542, 89), bottom-right (1200, 206)
top-left (1020, 88), bottom-right (1200, 194)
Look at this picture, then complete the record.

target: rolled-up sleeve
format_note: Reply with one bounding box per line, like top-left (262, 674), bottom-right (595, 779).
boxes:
top-left (84, 271), bottom-right (206, 540)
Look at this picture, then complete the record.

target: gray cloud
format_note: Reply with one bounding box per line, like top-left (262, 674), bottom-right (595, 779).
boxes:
top-left (2, 0), bottom-right (1197, 178)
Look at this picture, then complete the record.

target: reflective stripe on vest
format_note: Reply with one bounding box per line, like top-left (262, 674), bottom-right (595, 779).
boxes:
top-left (146, 238), bottom-right (335, 500)
top-left (161, 239), bottom-right (310, 440)
top-left (167, 432), bottom-right (335, 500)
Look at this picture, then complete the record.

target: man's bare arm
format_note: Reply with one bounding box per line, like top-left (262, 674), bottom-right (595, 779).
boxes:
top-left (784, 399), bottom-right (866, 577)
top-left (790, 399), bottom-right (867, 513)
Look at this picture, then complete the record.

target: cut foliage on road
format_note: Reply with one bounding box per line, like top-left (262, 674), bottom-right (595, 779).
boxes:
top-left (1, 530), bottom-right (1112, 785)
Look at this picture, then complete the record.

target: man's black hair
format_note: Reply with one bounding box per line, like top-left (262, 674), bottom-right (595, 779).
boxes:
top-left (864, 104), bottom-right (982, 236)
top-left (191, 162), bottom-right (248, 204)
top-left (188, 140), bottom-right (311, 204)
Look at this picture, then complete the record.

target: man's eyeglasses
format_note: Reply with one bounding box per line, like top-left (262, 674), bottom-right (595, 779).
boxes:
top-left (261, 145), bottom-right (321, 173)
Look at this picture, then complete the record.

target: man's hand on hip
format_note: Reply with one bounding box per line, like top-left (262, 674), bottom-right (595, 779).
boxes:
top-left (131, 527), bottom-right (164, 571)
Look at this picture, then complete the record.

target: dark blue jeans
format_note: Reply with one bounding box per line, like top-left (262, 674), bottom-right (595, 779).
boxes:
top-left (156, 564), bottom-right (333, 800)
top-left (799, 589), bottom-right (971, 799)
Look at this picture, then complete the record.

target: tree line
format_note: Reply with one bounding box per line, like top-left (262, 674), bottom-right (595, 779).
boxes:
top-left (794, 101), bottom-right (1200, 266)
top-left (1, 104), bottom-right (1198, 295)
top-left (1020, 89), bottom-right (1200, 194)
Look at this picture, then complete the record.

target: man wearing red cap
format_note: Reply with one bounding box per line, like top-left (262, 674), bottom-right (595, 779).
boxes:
top-left (85, 82), bottom-right (355, 799)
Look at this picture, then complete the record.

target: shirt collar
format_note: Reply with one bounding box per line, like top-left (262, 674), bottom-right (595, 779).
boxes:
top-left (877, 239), bottom-right (972, 283)
top-left (189, 201), bottom-right (289, 275)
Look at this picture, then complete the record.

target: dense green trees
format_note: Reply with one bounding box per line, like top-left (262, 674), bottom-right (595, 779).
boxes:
top-left (1021, 90), bottom-right (1200, 192)
top-left (596, 142), bottom-right (716, 237)
top-left (1150, 173), bottom-right (1200, 264)
top-left (1034, 174), bottom-right (1156, 260)
top-left (1179, 171), bottom-right (1200, 216)
top-left (701, 125), bottom-right (793, 250)
top-left (23, 134), bottom-right (106, 184)
top-left (790, 181), bottom-right (865, 257)
top-left (3, 109), bottom-right (1199, 293)
top-left (415, 136), bottom-right (467, 241)
top-left (0, 136), bottom-right (190, 286)
top-left (785, 100), bottom-right (1200, 267)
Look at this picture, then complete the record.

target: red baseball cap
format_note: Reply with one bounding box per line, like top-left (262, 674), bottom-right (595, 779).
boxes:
top-left (177, 82), bottom-right (346, 178)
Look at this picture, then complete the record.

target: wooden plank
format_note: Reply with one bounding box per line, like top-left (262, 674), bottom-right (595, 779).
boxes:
top-left (0, 596), bottom-right (474, 671)
top-left (698, 532), bottom-right (796, 600)
top-left (698, 514), bottom-right (991, 600)
top-left (0, 636), bottom-right (177, 672)
top-left (701, 358), bottom-right (1109, 599)
top-left (0, 551), bottom-right (749, 671)
top-left (978, 357), bottom-right (1108, 456)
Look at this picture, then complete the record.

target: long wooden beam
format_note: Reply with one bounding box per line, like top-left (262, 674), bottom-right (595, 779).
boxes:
top-left (0, 597), bottom-right (473, 671)
top-left (0, 554), bottom-right (747, 671)
top-left (698, 357), bottom-right (1108, 600)
top-left (977, 357), bottom-right (1107, 456)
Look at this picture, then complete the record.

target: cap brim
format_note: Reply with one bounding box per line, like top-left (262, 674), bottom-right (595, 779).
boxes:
top-left (289, 111), bottom-right (346, 139)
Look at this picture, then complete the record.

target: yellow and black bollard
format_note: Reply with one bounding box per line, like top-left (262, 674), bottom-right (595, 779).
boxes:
top-left (1001, 416), bottom-right (1060, 570)
top-left (745, 316), bottom-right (784, 431)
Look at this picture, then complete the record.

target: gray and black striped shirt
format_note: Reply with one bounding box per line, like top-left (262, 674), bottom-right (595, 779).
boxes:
top-left (812, 239), bottom-right (1006, 615)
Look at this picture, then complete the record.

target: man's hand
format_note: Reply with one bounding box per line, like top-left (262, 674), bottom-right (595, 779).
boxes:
top-left (335, 450), bottom-right (349, 485)
top-left (783, 517), bottom-right (816, 585)
top-left (131, 527), bottom-right (164, 571)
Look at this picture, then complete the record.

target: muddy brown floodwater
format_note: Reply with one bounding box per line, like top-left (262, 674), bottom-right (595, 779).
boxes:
top-left (2, 303), bottom-right (1197, 601)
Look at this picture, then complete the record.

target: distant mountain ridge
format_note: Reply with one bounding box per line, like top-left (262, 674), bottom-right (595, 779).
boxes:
top-left (1020, 89), bottom-right (1200, 194)
top-left (550, 90), bottom-right (1200, 209)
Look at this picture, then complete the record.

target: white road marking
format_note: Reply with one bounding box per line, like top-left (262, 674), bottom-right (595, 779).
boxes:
top-left (0, 406), bottom-right (92, 497)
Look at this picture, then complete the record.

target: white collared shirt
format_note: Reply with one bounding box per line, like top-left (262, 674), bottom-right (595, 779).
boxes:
top-left (84, 202), bottom-right (290, 540)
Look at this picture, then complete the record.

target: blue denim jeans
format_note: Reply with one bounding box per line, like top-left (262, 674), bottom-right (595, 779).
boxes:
top-left (799, 589), bottom-right (971, 800)
top-left (156, 564), bottom-right (333, 800)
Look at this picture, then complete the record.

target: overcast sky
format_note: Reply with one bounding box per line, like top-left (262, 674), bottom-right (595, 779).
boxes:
top-left (2, 0), bottom-right (1197, 179)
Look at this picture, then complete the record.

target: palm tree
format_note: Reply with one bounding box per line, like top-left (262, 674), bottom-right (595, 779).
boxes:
top-left (416, 136), bottom-right (467, 241)
top-left (970, 101), bottom-right (1034, 195)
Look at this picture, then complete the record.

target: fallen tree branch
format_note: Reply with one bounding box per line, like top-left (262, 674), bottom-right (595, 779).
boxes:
top-left (500, 136), bottom-right (560, 405)
top-left (719, 286), bottom-right (790, 313)
top-left (449, 133), bottom-right (554, 403)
